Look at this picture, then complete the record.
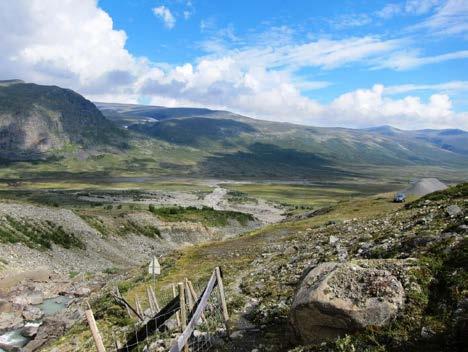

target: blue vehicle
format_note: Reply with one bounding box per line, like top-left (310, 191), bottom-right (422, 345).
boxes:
top-left (394, 192), bottom-right (406, 203)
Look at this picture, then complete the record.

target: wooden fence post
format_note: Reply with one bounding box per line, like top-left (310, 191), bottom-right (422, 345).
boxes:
top-left (135, 296), bottom-right (143, 318)
top-left (172, 283), bottom-right (181, 328)
top-left (85, 301), bottom-right (106, 352)
top-left (184, 278), bottom-right (194, 311)
top-left (150, 285), bottom-right (160, 312)
top-left (147, 286), bottom-right (156, 314)
top-left (187, 280), bottom-right (206, 323)
top-left (178, 282), bottom-right (189, 352)
top-left (215, 267), bottom-right (229, 324)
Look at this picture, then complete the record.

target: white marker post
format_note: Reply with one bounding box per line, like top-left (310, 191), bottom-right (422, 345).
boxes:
top-left (148, 256), bottom-right (161, 287)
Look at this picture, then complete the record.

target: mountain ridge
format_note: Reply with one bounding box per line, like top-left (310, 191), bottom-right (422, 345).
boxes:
top-left (0, 82), bottom-right (467, 182)
top-left (0, 81), bottom-right (127, 160)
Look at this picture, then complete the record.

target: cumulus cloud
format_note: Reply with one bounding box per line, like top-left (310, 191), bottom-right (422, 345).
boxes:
top-left (0, 0), bottom-right (466, 130)
top-left (328, 84), bottom-right (461, 129)
top-left (153, 5), bottom-right (176, 29)
top-left (0, 0), bottom-right (138, 88)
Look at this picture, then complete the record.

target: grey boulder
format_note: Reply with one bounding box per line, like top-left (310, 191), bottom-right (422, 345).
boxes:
top-left (290, 261), bottom-right (405, 343)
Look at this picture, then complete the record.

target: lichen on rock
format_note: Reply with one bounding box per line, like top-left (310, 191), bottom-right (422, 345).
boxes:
top-left (290, 260), bottom-right (406, 344)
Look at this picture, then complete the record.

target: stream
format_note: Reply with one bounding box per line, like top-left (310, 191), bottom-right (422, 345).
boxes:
top-left (0, 296), bottom-right (71, 351)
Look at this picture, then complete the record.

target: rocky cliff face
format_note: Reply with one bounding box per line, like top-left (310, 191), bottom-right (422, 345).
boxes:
top-left (0, 80), bottom-right (126, 160)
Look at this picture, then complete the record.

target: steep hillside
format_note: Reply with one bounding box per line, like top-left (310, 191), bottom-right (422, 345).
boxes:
top-left (0, 81), bottom-right (126, 160)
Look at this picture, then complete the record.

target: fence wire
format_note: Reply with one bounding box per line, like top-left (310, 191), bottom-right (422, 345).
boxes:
top-left (108, 274), bottom-right (227, 352)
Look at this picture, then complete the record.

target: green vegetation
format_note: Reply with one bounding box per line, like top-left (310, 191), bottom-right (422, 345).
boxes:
top-left (224, 183), bottom-right (358, 208)
top-left (149, 205), bottom-right (254, 226)
top-left (0, 216), bottom-right (85, 250)
top-left (66, 185), bottom-right (465, 352)
top-left (1, 84), bottom-right (467, 184)
top-left (123, 219), bottom-right (161, 238)
top-left (226, 190), bottom-right (258, 204)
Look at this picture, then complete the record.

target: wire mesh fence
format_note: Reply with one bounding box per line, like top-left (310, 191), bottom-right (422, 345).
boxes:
top-left (100, 268), bottom-right (228, 352)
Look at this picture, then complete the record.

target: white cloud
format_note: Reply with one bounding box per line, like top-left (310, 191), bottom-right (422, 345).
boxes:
top-left (152, 5), bottom-right (176, 29)
top-left (376, 50), bottom-right (468, 70)
top-left (209, 36), bottom-right (404, 71)
top-left (412, 0), bottom-right (468, 36)
top-left (0, 0), bottom-right (138, 87)
top-left (377, 3), bottom-right (402, 19)
top-left (384, 81), bottom-right (468, 94)
top-left (0, 0), bottom-right (466, 131)
top-left (377, 0), bottom-right (441, 19)
top-left (328, 84), bottom-right (463, 129)
top-left (330, 14), bottom-right (372, 29)
top-left (405, 0), bottom-right (441, 14)
top-left (134, 59), bottom-right (468, 129)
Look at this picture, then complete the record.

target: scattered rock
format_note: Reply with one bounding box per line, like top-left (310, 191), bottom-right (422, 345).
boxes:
top-left (329, 236), bottom-right (339, 245)
top-left (446, 205), bottom-right (462, 217)
top-left (0, 312), bottom-right (23, 333)
top-left (336, 244), bottom-right (348, 262)
top-left (284, 246), bottom-right (297, 256)
top-left (0, 341), bottom-right (23, 352)
top-left (22, 306), bottom-right (44, 321)
top-left (23, 316), bottom-right (67, 352)
top-left (290, 261), bottom-right (405, 344)
top-left (29, 294), bottom-right (43, 306)
top-left (0, 298), bottom-right (12, 313)
top-left (73, 287), bottom-right (91, 297)
top-left (21, 322), bottom-right (41, 338)
top-left (421, 326), bottom-right (435, 339)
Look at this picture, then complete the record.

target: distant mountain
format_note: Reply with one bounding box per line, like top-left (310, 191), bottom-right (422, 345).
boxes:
top-left (367, 126), bottom-right (468, 156)
top-left (97, 102), bottom-right (468, 179)
top-left (95, 102), bottom-right (233, 127)
top-left (0, 81), bottom-right (126, 160)
top-left (1, 85), bottom-right (466, 180)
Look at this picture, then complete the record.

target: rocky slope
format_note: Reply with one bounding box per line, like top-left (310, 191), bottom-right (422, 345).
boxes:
top-left (237, 183), bottom-right (467, 351)
top-left (0, 202), bottom-right (255, 277)
top-left (16, 184), bottom-right (466, 352)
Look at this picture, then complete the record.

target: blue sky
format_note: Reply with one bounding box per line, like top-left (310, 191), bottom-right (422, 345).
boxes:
top-left (0, 0), bottom-right (467, 129)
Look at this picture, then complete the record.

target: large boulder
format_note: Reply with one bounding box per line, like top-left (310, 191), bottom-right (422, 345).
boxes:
top-left (22, 306), bottom-right (43, 321)
top-left (0, 312), bottom-right (23, 333)
top-left (23, 316), bottom-right (67, 352)
top-left (290, 261), bottom-right (405, 343)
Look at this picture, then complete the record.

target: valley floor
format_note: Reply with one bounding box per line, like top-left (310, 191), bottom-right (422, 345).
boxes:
top-left (2, 180), bottom-right (465, 352)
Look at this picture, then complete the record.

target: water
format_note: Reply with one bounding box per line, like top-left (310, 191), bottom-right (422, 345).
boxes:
top-left (37, 295), bottom-right (71, 316)
top-left (0, 296), bottom-right (71, 351)
top-left (0, 329), bottom-right (29, 350)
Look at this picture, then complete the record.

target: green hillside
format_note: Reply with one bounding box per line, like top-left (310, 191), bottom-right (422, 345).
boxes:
top-left (0, 84), bottom-right (467, 183)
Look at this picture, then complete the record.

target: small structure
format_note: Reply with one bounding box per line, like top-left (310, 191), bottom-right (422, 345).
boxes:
top-left (148, 256), bottom-right (161, 276)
